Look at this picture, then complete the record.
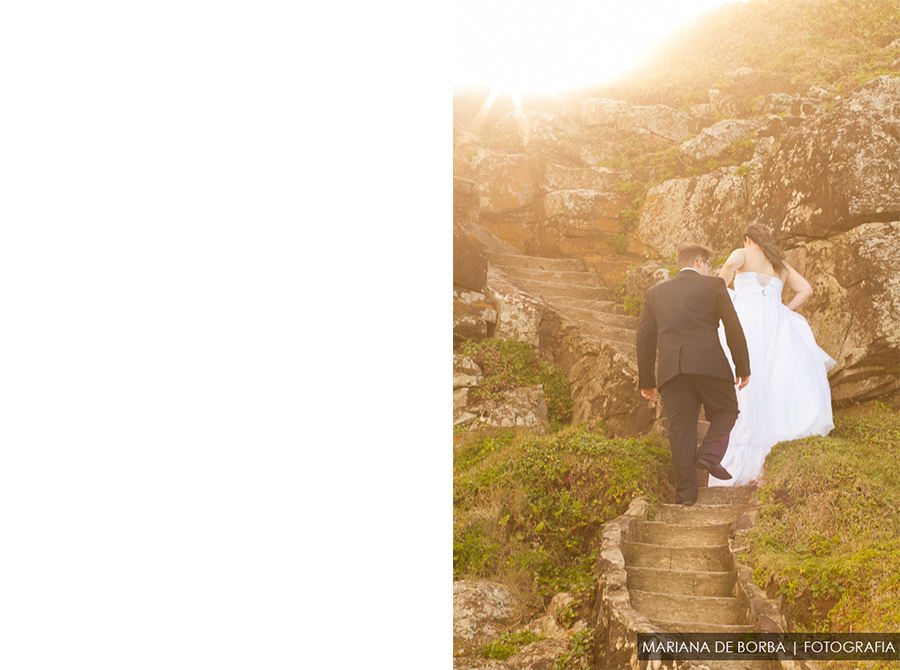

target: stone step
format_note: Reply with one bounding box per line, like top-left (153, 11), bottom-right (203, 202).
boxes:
top-left (630, 590), bottom-right (747, 626)
top-left (487, 253), bottom-right (588, 272)
top-left (550, 295), bottom-right (624, 315)
top-left (509, 278), bottom-right (616, 302)
top-left (648, 617), bottom-right (752, 634)
top-left (577, 321), bottom-right (639, 346)
top-left (627, 566), bottom-right (736, 598)
top-left (653, 504), bottom-right (745, 526)
top-left (697, 485), bottom-right (756, 506)
top-left (554, 304), bottom-right (640, 330)
top-left (492, 264), bottom-right (605, 287)
top-left (636, 521), bottom-right (730, 547)
top-left (623, 542), bottom-right (733, 572)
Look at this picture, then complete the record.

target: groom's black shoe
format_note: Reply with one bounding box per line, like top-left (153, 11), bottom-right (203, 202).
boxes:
top-left (696, 459), bottom-right (732, 480)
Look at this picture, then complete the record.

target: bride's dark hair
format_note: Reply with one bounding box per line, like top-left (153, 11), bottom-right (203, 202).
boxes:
top-left (744, 224), bottom-right (786, 276)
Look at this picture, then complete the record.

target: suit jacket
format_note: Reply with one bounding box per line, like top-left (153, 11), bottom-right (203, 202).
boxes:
top-left (637, 270), bottom-right (750, 389)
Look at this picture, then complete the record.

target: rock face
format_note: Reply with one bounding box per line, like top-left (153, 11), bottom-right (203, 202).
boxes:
top-left (747, 76), bottom-right (900, 403)
top-left (782, 221), bottom-right (900, 404)
top-left (678, 119), bottom-right (762, 166)
top-left (635, 167), bottom-right (750, 258)
top-left (453, 73), bottom-right (899, 437)
top-left (617, 104), bottom-right (703, 142)
top-left (749, 76), bottom-right (900, 240)
top-left (453, 585), bottom-right (587, 669)
top-left (453, 581), bottom-right (519, 652)
top-left (581, 98), bottom-right (628, 126)
top-left (456, 385), bottom-right (551, 431)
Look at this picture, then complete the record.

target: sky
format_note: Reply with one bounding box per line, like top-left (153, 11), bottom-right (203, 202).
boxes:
top-left (454, 0), bottom-right (751, 95)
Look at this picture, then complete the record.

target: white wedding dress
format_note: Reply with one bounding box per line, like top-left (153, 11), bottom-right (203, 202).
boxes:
top-left (710, 272), bottom-right (835, 487)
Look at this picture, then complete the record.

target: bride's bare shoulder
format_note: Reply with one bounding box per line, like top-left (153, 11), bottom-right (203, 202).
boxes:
top-left (725, 248), bottom-right (745, 264)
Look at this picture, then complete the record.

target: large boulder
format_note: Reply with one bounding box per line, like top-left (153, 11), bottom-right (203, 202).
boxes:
top-left (537, 189), bottom-right (629, 257)
top-left (744, 76), bottom-right (900, 404)
top-left (550, 332), bottom-right (659, 437)
top-left (783, 221), bottom-right (900, 404)
top-left (454, 581), bottom-right (519, 654)
top-left (454, 136), bottom-right (541, 214)
top-left (453, 288), bottom-right (498, 345)
top-left (493, 110), bottom-right (615, 168)
top-left (617, 104), bottom-right (702, 142)
top-left (634, 167), bottom-right (751, 258)
top-left (461, 385), bottom-right (551, 431)
top-left (708, 89), bottom-right (747, 118)
top-left (748, 75), bottom-right (900, 240)
top-left (623, 262), bottom-right (671, 301)
top-left (541, 164), bottom-right (622, 192)
top-left (753, 93), bottom-right (826, 118)
top-left (678, 119), bottom-right (763, 166)
top-left (486, 266), bottom-right (550, 348)
top-left (541, 190), bottom-right (623, 236)
top-left (581, 98), bottom-right (629, 126)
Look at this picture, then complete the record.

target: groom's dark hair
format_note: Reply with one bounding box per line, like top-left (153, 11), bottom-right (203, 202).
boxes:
top-left (677, 244), bottom-right (713, 269)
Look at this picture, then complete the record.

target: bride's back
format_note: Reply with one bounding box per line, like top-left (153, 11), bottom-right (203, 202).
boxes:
top-left (736, 247), bottom-right (782, 279)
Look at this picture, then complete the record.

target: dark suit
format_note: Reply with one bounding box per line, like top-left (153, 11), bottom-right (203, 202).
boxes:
top-left (637, 269), bottom-right (751, 503)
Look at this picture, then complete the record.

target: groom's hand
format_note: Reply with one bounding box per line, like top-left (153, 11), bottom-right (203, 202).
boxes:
top-left (736, 375), bottom-right (750, 390)
top-left (641, 388), bottom-right (658, 402)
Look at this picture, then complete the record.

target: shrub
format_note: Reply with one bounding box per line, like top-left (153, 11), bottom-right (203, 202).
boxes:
top-left (623, 294), bottom-right (643, 317)
top-left (459, 338), bottom-right (573, 428)
top-left (481, 631), bottom-right (543, 660)
top-left (608, 233), bottom-right (628, 255)
top-left (617, 209), bottom-right (640, 232)
top-left (454, 426), bottom-right (675, 618)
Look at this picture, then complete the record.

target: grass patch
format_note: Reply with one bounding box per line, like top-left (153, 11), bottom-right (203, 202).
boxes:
top-left (600, 0), bottom-right (900, 107)
top-left (454, 426), bottom-right (675, 620)
top-left (481, 630), bottom-right (544, 660)
top-left (746, 405), bottom-right (900, 644)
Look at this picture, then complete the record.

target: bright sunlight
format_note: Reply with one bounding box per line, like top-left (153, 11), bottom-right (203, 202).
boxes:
top-left (454, 0), bottom-right (750, 96)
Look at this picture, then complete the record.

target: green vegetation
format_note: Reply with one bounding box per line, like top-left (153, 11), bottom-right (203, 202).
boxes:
top-left (745, 405), bottom-right (900, 642)
top-left (607, 233), bottom-right (628, 255)
top-left (454, 426), bottom-right (675, 618)
top-left (481, 630), bottom-right (544, 660)
top-left (598, 145), bottom-right (684, 187)
top-left (617, 209), bottom-right (640, 231)
top-left (623, 294), bottom-right (643, 317)
top-left (602, 0), bottom-right (900, 107)
top-left (554, 627), bottom-right (595, 669)
top-left (459, 338), bottom-right (574, 429)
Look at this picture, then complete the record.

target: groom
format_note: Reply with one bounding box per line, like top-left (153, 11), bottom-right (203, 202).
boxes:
top-left (636, 244), bottom-right (751, 505)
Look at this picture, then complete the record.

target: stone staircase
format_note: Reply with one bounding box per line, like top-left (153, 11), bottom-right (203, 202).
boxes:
top-left (625, 486), bottom-right (756, 634)
top-left (487, 252), bottom-right (638, 356)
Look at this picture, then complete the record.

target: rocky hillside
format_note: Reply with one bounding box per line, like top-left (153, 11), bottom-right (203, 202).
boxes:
top-left (453, 0), bottom-right (899, 437)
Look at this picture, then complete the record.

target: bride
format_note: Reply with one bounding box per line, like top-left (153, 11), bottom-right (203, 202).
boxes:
top-left (710, 224), bottom-right (835, 487)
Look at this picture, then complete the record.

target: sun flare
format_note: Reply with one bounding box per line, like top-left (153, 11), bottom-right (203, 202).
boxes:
top-left (454, 0), bottom-right (750, 95)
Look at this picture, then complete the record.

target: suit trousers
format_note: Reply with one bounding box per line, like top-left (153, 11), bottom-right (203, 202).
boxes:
top-left (658, 373), bottom-right (739, 504)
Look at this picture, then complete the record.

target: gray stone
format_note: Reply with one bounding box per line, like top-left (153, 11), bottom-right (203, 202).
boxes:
top-left (635, 167), bottom-right (750, 258)
top-left (783, 221), bottom-right (900, 404)
top-left (454, 580), bottom-right (519, 645)
top-left (581, 98), bottom-right (628, 126)
top-left (749, 75), bottom-right (900, 239)
top-left (678, 119), bottom-right (762, 165)
top-left (708, 89), bottom-right (746, 117)
top-left (618, 104), bottom-right (700, 142)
